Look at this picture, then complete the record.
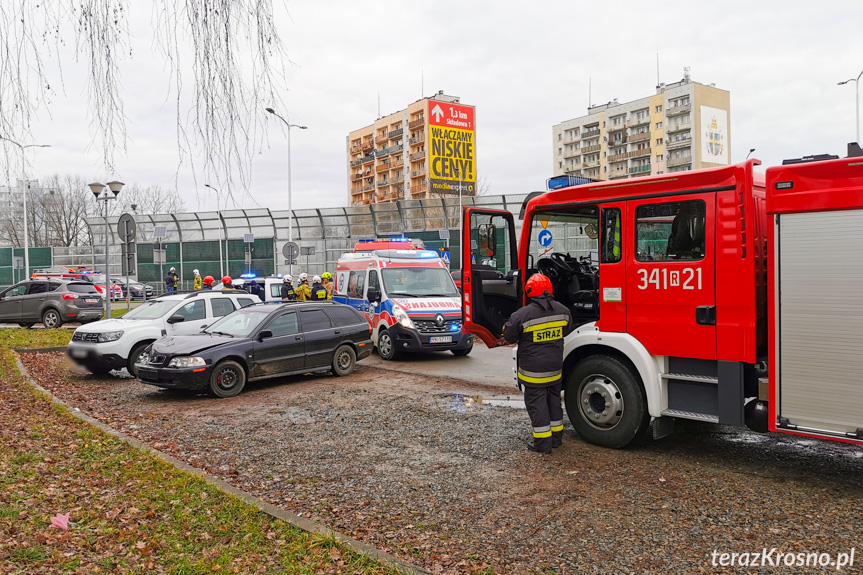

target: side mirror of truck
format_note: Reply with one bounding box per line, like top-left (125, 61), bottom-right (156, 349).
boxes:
top-left (166, 314), bottom-right (185, 324)
top-left (366, 286), bottom-right (381, 303)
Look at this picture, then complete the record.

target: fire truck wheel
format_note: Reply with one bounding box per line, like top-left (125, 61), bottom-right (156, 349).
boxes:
top-left (377, 329), bottom-right (399, 361)
top-left (332, 344), bottom-right (356, 376)
top-left (564, 355), bottom-right (649, 449)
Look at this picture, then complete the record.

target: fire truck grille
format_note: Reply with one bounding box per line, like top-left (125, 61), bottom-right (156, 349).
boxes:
top-left (72, 332), bottom-right (99, 343)
top-left (414, 319), bottom-right (461, 334)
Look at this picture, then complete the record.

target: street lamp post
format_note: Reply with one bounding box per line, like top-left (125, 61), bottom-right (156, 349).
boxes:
top-left (0, 137), bottom-right (50, 279)
top-left (204, 184), bottom-right (226, 277)
top-left (839, 69), bottom-right (863, 144)
top-left (265, 107), bottom-right (307, 274)
top-left (89, 181), bottom-right (125, 319)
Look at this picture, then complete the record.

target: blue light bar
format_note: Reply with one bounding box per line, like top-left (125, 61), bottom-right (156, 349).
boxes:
top-left (449, 323), bottom-right (459, 332)
top-left (417, 250), bottom-right (438, 257)
top-left (240, 273), bottom-right (257, 279)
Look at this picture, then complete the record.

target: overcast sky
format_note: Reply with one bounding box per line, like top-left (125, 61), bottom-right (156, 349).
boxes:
top-left (17, 0), bottom-right (863, 214)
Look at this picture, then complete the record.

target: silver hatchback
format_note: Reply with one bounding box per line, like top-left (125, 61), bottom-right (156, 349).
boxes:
top-left (0, 279), bottom-right (104, 328)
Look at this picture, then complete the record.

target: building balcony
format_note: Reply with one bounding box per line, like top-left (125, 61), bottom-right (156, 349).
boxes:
top-left (563, 148), bottom-right (580, 159)
top-left (392, 160), bottom-right (404, 169)
top-left (630, 147), bottom-right (652, 158)
top-left (362, 154), bottom-right (375, 164)
top-left (388, 144), bottom-right (404, 155)
top-left (666, 122), bottom-right (691, 134)
top-left (349, 158), bottom-right (364, 168)
top-left (376, 164), bottom-right (390, 173)
top-left (392, 175), bottom-right (404, 184)
top-left (582, 129), bottom-right (601, 138)
top-left (377, 132), bottom-right (388, 141)
top-left (350, 143), bottom-right (362, 154)
top-left (411, 169), bottom-right (426, 178)
top-left (628, 131), bottom-right (650, 143)
top-left (629, 116), bottom-right (650, 127)
top-left (375, 149), bottom-right (388, 158)
top-left (666, 103), bottom-right (691, 116)
top-left (668, 156), bottom-right (692, 168)
top-left (408, 117), bottom-right (425, 130)
top-left (351, 172), bottom-right (364, 181)
top-left (389, 128), bottom-right (403, 139)
top-left (377, 179), bottom-right (389, 188)
top-left (629, 165), bottom-right (652, 175)
top-left (361, 140), bottom-right (373, 152)
top-left (609, 170), bottom-right (628, 179)
top-left (413, 182), bottom-right (427, 192)
top-left (666, 137), bottom-right (692, 150)
top-left (360, 184), bottom-right (374, 192)
top-left (607, 123), bottom-right (627, 133)
top-left (410, 133), bottom-right (425, 145)
top-left (582, 144), bottom-right (601, 154)
top-left (410, 151), bottom-right (426, 161)
top-left (586, 160), bottom-right (600, 169)
top-left (608, 152), bottom-right (628, 163)
top-left (608, 135), bottom-right (627, 146)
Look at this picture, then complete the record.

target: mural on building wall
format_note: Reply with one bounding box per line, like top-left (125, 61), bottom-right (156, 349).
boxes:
top-left (700, 106), bottom-right (728, 164)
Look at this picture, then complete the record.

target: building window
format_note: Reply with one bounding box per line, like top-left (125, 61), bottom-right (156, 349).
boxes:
top-left (558, 148), bottom-right (562, 156)
top-left (656, 138), bottom-right (662, 146)
top-left (656, 122), bottom-right (663, 129)
top-left (559, 162), bottom-right (563, 169)
top-left (656, 105), bottom-right (662, 113)
top-left (558, 134), bottom-right (562, 141)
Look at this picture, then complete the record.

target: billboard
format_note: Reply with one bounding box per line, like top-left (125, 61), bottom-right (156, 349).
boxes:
top-left (428, 102), bottom-right (476, 195)
top-left (700, 106), bottom-right (728, 165)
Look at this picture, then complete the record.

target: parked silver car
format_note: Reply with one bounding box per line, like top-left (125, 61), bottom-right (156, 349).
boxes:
top-left (0, 279), bottom-right (104, 328)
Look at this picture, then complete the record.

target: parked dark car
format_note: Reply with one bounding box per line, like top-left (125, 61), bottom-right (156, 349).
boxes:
top-left (136, 301), bottom-right (374, 397)
top-left (113, 279), bottom-right (154, 299)
top-left (0, 279), bottom-right (103, 328)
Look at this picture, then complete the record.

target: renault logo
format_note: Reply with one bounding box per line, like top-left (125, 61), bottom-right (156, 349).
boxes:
top-left (434, 314), bottom-right (445, 327)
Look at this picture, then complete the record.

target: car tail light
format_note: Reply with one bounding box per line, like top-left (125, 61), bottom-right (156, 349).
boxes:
top-left (369, 324), bottom-right (373, 333)
top-left (62, 293), bottom-right (79, 300)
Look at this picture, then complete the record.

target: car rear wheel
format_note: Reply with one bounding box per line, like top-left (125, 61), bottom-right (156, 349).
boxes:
top-left (41, 308), bottom-right (63, 329)
top-left (127, 343), bottom-right (150, 378)
top-left (332, 344), bottom-right (356, 376)
top-left (377, 329), bottom-right (399, 361)
top-left (208, 360), bottom-right (246, 398)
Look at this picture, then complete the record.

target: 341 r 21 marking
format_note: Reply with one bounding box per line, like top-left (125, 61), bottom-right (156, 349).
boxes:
top-left (637, 267), bottom-right (702, 290)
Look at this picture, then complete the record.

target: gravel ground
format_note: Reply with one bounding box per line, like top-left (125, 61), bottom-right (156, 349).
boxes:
top-left (19, 352), bottom-right (863, 575)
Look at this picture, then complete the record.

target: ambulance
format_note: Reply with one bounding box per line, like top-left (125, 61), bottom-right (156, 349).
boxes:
top-left (333, 238), bottom-right (473, 360)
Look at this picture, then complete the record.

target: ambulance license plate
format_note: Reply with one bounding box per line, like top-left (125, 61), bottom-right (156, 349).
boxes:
top-left (70, 348), bottom-right (88, 358)
top-left (429, 336), bottom-right (452, 344)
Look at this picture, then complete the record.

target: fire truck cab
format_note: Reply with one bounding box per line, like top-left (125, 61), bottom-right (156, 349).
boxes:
top-left (463, 156), bottom-right (863, 448)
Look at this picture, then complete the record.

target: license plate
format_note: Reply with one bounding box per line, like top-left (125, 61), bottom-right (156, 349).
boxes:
top-left (429, 336), bottom-right (452, 344)
top-left (85, 299), bottom-right (98, 304)
top-left (70, 348), bottom-right (88, 358)
top-left (137, 367), bottom-right (157, 379)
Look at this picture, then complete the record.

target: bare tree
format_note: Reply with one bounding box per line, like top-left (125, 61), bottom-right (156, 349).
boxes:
top-left (0, 0), bottom-right (288, 196)
top-left (114, 183), bottom-right (185, 216)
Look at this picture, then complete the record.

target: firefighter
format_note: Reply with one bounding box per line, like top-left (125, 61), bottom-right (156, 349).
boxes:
top-left (202, 275), bottom-right (215, 291)
top-left (321, 272), bottom-right (334, 299)
top-left (295, 272), bottom-right (311, 301)
top-left (165, 267), bottom-right (179, 293)
top-left (310, 275), bottom-right (328, 300)
top-left (502, 273), bottom-right (572, 454)
top-left (280, 275), bottom-right (297, 301)
top-left (193, 269), bottom-right (202, 291)
top-left (219, 275), bottom-right (248, 293)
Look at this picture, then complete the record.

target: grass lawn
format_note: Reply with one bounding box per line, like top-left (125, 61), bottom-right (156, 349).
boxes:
top-left (0, 329), bottom-right (401, 574)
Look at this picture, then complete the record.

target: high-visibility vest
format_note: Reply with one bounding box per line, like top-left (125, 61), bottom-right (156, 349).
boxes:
top-left (295, 283), bottom-right (311, 301)
top-left (311, 284), bottom-right (327, 300)
top-left (193, 276), bottom-right (202, 290)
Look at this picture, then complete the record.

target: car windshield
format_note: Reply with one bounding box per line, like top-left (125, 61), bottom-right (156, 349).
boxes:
top-left (381, 266), bottom-right (459, 297)
top-left (121, 299), bottom-right (179, 320)
top-left (84, 273), bottom-right (107, 284)
top-left (203, 308), bottom-right (270, 337)
top-left (67, 283), bottom-right (100, 294)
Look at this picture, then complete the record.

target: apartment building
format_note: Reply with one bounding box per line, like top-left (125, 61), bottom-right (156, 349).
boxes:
top-left (346, 91), bottom-right (476, 205)
top-left (552, 73), bottom-right (730, 181)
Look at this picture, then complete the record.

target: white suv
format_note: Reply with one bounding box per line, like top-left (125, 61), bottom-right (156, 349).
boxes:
top-left (67, 291), bottom-right (261, 375)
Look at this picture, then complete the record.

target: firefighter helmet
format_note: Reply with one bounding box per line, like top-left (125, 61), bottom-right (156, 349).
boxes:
top-left (283, 275), bottom-right (293, 283)
top-left (203, 275), bottom-right (214, 286)
top-left (322, 272), bottom-right (333, 281)
top-left (525, 273), bottom-right (553, 297)
top-left (313, 275), bottom-right (322, 283)
top-left (221, 275), bottom-right (232, 285)
top-left (299, 272), bottom-right (309, 283)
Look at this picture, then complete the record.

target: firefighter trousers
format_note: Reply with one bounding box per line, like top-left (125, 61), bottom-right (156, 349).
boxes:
top-left (523, 382), bottom-right (564, 453)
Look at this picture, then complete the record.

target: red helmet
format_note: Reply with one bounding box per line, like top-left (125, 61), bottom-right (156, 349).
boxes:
top-left (221, 275), bottom-right (232, 285)
top-left (525, 273), bottom-right (553, 298)
top-left (203, 275), bottom-right (214, 286)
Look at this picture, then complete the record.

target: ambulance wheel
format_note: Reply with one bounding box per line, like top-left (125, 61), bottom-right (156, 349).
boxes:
top-left (451, 336), bottom-right (473, 356)
top-left (564, 355), bottom-right (649, 449)
top-left (332, 344), bottom-right (356, 376)
top-left (377, 329), bottom-right (399, 361)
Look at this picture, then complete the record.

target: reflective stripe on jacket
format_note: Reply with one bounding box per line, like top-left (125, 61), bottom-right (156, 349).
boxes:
top-left (502, 294), bottom-right (572, 388)
top-left (310, 283), bottom-right (328, 300)
top-left (295, 283), bottom-right (310, 301)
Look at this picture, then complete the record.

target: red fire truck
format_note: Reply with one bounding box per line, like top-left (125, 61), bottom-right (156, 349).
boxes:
top-left (461, 150), bottom-right (863, 448)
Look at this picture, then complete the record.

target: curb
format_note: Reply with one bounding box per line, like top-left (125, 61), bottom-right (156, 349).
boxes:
top-left (13, 346), bottom-right (68, 353)
top-left (13, 351), bottom-right (430, 575)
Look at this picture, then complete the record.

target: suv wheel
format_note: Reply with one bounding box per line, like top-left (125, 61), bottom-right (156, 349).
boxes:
top-left (332, 344), bottom-right (356, 376)
top-left (208, 360), bottom-right (246, 398)
top-left (41, 308), bottom-right (63, 329)
top-left (127, 343), bottom-right (150, 378)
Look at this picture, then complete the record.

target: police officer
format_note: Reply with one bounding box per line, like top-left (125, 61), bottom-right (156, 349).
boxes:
top-left (295, 273), bottom-right (311, 301)
top-left (202, 275), bottom-right (215, 291)
top-left (310, 275), bottom-right (328, 300)
top-left (165, 267), bottom-right (179, 293)
top-left (193, 269), bottom-right (202, 291)
top-left (280, 275), bottom-right (297, 301)
top-left (321, 272), bottom-right (334, 299)
top-left (502, 273), bottom-right (572, 454)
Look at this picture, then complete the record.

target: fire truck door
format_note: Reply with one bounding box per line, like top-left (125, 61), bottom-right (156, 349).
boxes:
top-left (626, 194), bottom-right (717, 360)
top-left (461, 208), bottom-right (520, 347)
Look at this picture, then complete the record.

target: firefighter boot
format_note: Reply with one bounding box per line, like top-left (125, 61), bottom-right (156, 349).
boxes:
top-left (527, 439), bottom-right (552, 454)
top-left (551, 431), bottom-right (562, 449)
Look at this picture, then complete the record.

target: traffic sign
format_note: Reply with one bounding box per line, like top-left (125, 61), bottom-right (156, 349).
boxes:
top-left (12, 256), bottom-right (23, 270)
top-left (244, 233), bottom-right (255, 243)
top-left (471, 254), bottom-right (476, 264)
top-left (538, 229), bottom-right (553, 247)
top-left (440, 250), bottom-right (450, 266)
top-left (282, 241), bottom-right (300, 264)
top-left (117, 213), bottom-right (136, 242)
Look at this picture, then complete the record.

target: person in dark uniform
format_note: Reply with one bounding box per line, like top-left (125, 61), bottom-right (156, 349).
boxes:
top-left (280, 275), bottom-right (297, 301)
top-left (202, 276), bottom-right (215, 291)
top-left (502, 273), bottom-right (572, 454)
top-left (310, 275), bottom-right (328, 300)
top-left (165, 267), bottom-right (179, 293)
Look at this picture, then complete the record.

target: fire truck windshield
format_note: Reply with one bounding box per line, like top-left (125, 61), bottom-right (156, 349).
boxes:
top-left (381, 267), bottom-right (459, 297)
